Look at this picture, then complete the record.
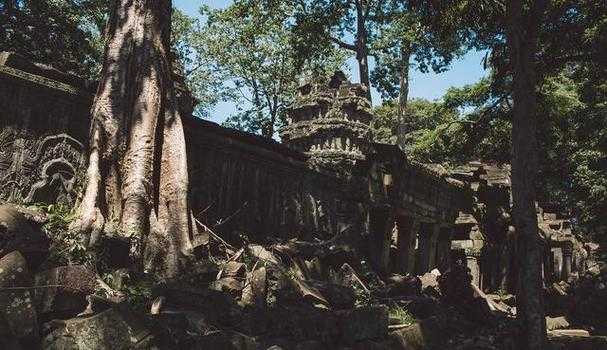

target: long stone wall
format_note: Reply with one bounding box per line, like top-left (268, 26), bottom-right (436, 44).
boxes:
top-left (0, 53), bottom-right (470, 277)
top-left (184, 117), bottom-right (368, 242)
top-left (0, 53), bottom-right (369, 244)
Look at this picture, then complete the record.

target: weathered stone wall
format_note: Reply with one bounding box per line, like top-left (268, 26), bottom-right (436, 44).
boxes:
top-left (184, 117), bottom-right (368, 242)
top-left (448, 162), bottom-right (589, 292)
top-left (0, 54), bottom-right (91, 205)
top-left (0, 55), bottom-right (470, 276)
top-left (0, 54), bottom-right (368, 244)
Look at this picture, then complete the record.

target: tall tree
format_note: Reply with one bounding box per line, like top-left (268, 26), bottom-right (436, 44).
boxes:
top-left (70, 0), bottom-right (194, 278)
top-left (411, 0), bottom-right (546, 346)
top-left (371, 0), bottom-right (464, 116)
top-left (507, 1), bottom-right (548, 348)
top-left (412, 0), bottom-right (606, 347)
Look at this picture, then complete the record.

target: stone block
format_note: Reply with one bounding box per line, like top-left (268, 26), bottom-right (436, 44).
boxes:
top-left (42, 306), bottom-right (155, 349)
top-left (241, 266), bottom-right (267, 307)
top-left (0, 204), bottom-right (49, 268)
top-left (34, 265), bottom-right (98, 319)
top-left (190, 331), bottom-right (257, 350)
top-left (388, 316), bottom-right (447, 350)
top-left (546, 316), bottom-right (570, 331)
top-left (0, 251), bottom-right (38, 341)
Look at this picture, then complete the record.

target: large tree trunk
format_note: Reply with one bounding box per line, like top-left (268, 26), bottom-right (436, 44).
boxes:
top-left (71, 0), bottom-right (194, 278)
top-left (507, 0), bottom-right (547, 348)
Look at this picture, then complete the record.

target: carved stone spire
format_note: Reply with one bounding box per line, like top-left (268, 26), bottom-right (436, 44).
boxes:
top-left (280, 71), bottom-right (372, 177)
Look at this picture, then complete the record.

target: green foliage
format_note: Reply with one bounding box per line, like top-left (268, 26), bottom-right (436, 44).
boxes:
top-left (35, 203), bottom-right (95, 267)
top-left (186, 1), bottom-right (346, 137)
top-left (121, 278), bottom-right (154, 313)
top-left (371, 98), bottom-right (454, 145)
top-left (372, 66), bottom-right (606, 239)
top-left (371, 77), bottom-right (510, 164)
top-left (288, 0), bottom-right (466, 106)
top-left (388, 302), bottom-right (416, 326)
top-left (171, 8), bottom-right (230, 119)
top-left (370, 1), bottom-right (466, 100)
top-left (352, 281), bottom-right (372, 307)
top-left (0, 0), bottom-right (107, 78)
top-left (536, 71), bottom-right (607, 238)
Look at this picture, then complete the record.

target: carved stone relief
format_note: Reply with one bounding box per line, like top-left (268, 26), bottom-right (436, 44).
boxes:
top-left (0, 129), bottom-right (84, 205)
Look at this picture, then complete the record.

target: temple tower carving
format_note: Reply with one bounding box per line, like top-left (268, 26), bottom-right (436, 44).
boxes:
top-left (280, 71), bottom-right (372, 177)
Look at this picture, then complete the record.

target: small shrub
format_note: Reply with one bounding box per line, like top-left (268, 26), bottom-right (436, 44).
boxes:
top-left (33, 203), bottom-right (96, 267)
top-left (388, 302), bottom-right (416, 326)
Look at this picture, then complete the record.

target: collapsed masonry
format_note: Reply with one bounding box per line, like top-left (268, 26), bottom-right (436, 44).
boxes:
top-left (0, 52), bottom-right (589, 293)
top-left (449, 162), bottom-right (588, 293)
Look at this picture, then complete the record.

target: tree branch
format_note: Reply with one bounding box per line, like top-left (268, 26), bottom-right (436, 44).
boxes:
top-left (330, 36), bottom-right (356, 51)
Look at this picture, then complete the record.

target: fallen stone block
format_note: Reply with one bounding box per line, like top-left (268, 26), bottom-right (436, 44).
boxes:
top-left (0, 251), bottom-right (38, 342)
top-left (210, 277), bottom-right (244, 295)
top-left (248, 244), bottom-right (280, 265)
top-left (0, 204), bottom-right (49, 268)
top-left (220, 261), bottom-right (246, 278)
top-left (549, 329), bottom-right (590, 337)
top-left (241, 266), bottom-right (267, 307)
top-left (548, 335), bottom-right (607, 350)
top-left (307, 279), bottom-right (355, 309)
top-left (419, 272), bottom-right (438, 291)
top-left (189, 330), bottom-right (257, 350)
top-left (154, 283), bottom-right (244, 327)
top-left (387, 316), bottom-right (447, 350)
top-left (42, 306), bottom-right (155, 349)
top-left (546, 316), bottom-right (570, 331)
top-left (384, 274), bottom-right (421, 297)
top-left (266, 305), bottom-right (340, 342)
top-left (33, 265), bottom-right (98, 320)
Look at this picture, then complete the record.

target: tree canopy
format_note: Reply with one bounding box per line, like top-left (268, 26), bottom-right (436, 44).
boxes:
top-left (0, 0), bottom-right (107, 78)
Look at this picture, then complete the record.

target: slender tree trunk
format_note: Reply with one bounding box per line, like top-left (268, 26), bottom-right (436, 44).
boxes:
top-left (396, 42), bottom-right (411, 150)
top-left (398, 42), bottom-right (411, 117)
top-left (355, 0), bottom-right (372, 103)
top-left (71, 0), bottom-right (194, 279)
top-left (507, 0), bottom-right (547, 348)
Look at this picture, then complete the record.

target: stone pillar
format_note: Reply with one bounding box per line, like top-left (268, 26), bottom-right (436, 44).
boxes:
top-left (427, 224), bottom-right (442, 271)
top-left (466, 250), bottom-right (482, 287)
top-left (562, 244), bottom-right (573, 281)
top-left (368, 206), bottom-right (393, 276)
top-left (395, 215), bottom-right (420, 275)
top-left (552, 247), bottom-right (563, 281)
top-left (436, 227), bottom-right (453, 272)
top-left (416, 222), bottom-right (439, 275)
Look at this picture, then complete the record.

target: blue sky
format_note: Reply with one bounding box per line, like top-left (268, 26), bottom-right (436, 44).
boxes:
top-left (173, 0), bottom-right (489, 123)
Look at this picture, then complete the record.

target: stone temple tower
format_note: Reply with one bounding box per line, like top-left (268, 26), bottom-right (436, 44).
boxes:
top-left (280, 71), bottom-right (372, 177)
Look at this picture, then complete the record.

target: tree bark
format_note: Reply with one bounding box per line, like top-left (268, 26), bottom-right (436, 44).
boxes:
top-left (71, 0), bottom-right (193, 279)
top-left (355, 0), bottom-right (372, 103)
top-left (398, 41), bottom-right (411, 118)
top-left (507, 0), bottom-right (547, 348)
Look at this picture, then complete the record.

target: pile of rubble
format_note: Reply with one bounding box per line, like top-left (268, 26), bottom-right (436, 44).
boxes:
top-left (545, 245), bottom-right (607, 332)
top-left (1, 203), bottom-right (607, 349)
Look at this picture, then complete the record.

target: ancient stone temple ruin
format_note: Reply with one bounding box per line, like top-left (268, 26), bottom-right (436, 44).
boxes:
top-left (448, 162), bottom-right (588, 292)
top-left (0, 52), bottom-right (589, 292)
